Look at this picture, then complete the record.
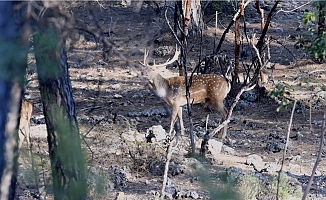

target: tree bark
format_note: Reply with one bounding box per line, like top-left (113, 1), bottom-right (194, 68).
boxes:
top-left (33, 4), bottom-right (87, 200)
top-left (317, 1), bottom-right (326, 36)
top-left (0, 2), bottom-right (28, 199)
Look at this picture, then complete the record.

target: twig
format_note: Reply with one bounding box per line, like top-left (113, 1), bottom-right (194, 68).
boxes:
top-left (80, 106), bottom-right (101, 112)
top-left (309, 101), bottom-right (312, 130)
top-left (205, 114), bottom-right (209, 132)
top-left (164, 8), bottom-right (182, 47)
top-left (276, 0), bottom-right (313, 15)
top-left (308, 69), bottom-right (326, 75)
top-left (302, 110), bottom-right (326, 200)
top-left (72, 49), bottom-right (103, 53)
top-left (277, 100), bottom-right (296, 200)
top-left (161, 135), bottom-right (179, 199)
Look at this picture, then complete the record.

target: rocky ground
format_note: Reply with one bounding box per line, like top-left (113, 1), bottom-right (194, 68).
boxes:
top-left (16, 1), bottom-right (326, 200)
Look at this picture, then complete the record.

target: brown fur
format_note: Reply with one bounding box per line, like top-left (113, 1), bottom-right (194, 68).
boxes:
top-left (142, 48), bottom-right (230, 137)
top-left (18, 100), bottom-right (33, 149)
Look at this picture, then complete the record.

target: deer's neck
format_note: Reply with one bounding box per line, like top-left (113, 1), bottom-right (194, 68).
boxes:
top-left (151, 74), bottom-right (169, 98)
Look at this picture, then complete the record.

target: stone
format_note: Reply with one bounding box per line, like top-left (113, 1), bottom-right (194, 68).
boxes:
top-left (246, 154), bottom-right (263, 166)
top-left (113, 94), bottom-right (123, 99)
top-left (145, 125), bottom-right (166, 142)
top-left (222, 145), bottom-right (236, 155)
top-left (207, 139), bottom-right (223, 158)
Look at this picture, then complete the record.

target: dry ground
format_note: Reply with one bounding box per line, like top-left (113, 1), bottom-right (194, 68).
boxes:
top-left (16, 1), bottom-right (326, 200)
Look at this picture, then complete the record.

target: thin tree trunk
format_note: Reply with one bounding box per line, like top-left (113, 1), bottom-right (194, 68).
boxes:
top-left (317, 1), bottom-right (326, 36)
top-left (255, 0), bottom-right (266, 83)
top-left (234, 0), bottom-right (244, 87)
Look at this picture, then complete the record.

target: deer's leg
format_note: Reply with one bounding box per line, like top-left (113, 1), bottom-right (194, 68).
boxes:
top-left (177, 107), bottom-right (185, 135)
top-left (168, 104), bottom-right (179, 136)
top-left (211, 99), bottom-right (228, 138)
top-left (218, 105), bottom-right (228, 139)
top-left (18, 129), bottom-right (24, 149)
top-left (26, 121), bottom-right (31, 149)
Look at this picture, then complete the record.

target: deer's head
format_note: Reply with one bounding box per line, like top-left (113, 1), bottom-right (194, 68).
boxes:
top-left (140, 46), bottom-right (181, 84)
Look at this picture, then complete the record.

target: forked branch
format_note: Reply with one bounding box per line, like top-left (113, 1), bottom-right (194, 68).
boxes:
top-left (200, 84), bottom-right (256, 154)
top-left (302, 110), bottom-right (326, 199)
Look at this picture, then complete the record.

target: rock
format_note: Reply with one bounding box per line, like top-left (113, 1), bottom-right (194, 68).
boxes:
top-left (242, 89), bottom-right (259, 102)
top-left (148, 160), bottom-right (181, 176)
top-left (266, 131), bottom-right (292, 153)
top-left (121, 0), bottom-right (131, 7)
top-left (83, 54), bottom-right (94, 62)
top-left (115, 192), bottom-right (126, 200)
top-left (115, 192), bottom-right (135, 200)
top-left (182, 158), bottom-right (204, 170)
top-left (142, 108), bottom-right (167, 117)
top-left (113, 94), bottom-right (123, 99)
top-left (110, 83), bottom-right (121, 90)
top-left (246, 154), bottom-right (264, 171)
top-left (145, 125), bottom-right (166, 142)
top-left (312, 120), bottom-right (323, 125)
top-left (245, 121), bottom-right (257, 128)
top-left (266, 141), bottom-right (285, 153)
top-left (235, 99), bottom-right (256, 110)
top-left (274, 27), bottom-right (284, 32)
top-left (222, 145), bottom-right (236, 155)
top-left (121, 130), bottom-right (144, 142)
top-left (31, 115), bottom-right (45, 124)
top-left (128, 108), bottom-right (167, 117)
top-left (164, 186), bottom-right (177, 199)
top-left (68, 54), bottom-right (81, 63)
top-left (225, 167), bottom-right (245, 182)
top-left (207, 139), bottom-right (223, 158)
top-left (188, 190), bottom-right (199, 199)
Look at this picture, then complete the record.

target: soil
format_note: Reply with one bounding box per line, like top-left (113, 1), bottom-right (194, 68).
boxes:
top-left (16, 1), bottom-right (326, 200)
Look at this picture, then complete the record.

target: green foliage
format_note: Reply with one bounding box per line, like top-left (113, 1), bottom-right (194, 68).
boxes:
top-left (195, 167), bottom-right (241, 200)
top-left (267, 172), bottom-right (302, 200)
top-left (268, 82), bottom-right (294, 112)
top-left (18, 148), bottom-right (53, 197)
top-left (238, 173), bottom-right (261, 200)
top-left (302, 11), bottom-right (316, 24)
top-left (87, 167), bottom-right (112, 199)
top-left (294, 75), bottom-right (311, 88)
top-left (296, 2), bottom-right (326, 60)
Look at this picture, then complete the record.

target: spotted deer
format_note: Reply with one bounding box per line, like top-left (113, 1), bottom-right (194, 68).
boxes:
top-left (141, 47), bottom-right (231, 138)
top-left (18, 100), bottom-right (33, 149)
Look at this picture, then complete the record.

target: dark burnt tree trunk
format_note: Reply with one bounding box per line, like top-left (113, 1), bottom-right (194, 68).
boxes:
top-left (33, 4), bottom-right (87, 200)
top-left (317, 1), bottom-right (326, 36)
top-left (0, 2), bottom-right (28, 199)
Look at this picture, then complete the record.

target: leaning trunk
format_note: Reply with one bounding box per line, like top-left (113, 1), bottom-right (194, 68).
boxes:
top-left (33, 4), bottom-right (87, 200)
top-left (0, 2), bottom-right (28, 199)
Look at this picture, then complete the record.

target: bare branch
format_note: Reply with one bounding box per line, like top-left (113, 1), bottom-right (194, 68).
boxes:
top-left (302, 110), bottom-right (326, 199)
top-left (277, 100), bottom-right (297, 199)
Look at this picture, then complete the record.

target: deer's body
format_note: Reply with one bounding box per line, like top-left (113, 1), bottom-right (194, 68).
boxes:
top-left (18, 100), bottom-right (33, 149)
top-left (142, 47), bottom-right (231, 138)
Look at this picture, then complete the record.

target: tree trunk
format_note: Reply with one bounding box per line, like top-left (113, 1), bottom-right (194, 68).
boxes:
top-left (0, 2), bottom-right (28, 199)
top-left (33, 4), bottom-right (87, 200)
top-left (317, 1), bottom-right (326, 36)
